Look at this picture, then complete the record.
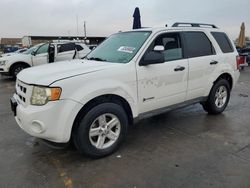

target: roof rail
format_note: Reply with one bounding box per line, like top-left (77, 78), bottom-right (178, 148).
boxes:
top-left (172, 22), bottom-right (218, 29)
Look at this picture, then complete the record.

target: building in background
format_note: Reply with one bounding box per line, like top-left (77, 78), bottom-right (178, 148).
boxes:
top-left (0, 38), bottom-right (22, 53)
top-left (0, 38), bottom-right (22, 46)
top-left (22, 36), bottom-right (106, 47)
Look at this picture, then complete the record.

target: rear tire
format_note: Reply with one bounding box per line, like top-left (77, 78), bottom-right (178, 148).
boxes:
top-left (202, 79), bottom-right (230, 114)
top-left (73, 103), bottom-right (128, 158)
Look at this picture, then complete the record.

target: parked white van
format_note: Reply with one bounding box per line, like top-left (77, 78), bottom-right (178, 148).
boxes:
top-left (0, 41), bottom-right (91, 78)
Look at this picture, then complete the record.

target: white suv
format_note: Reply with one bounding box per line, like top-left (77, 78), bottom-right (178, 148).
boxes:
top-left (11, 23), bottom-right (240, 158)
top-left (0, 41), bottom-right (91, 78)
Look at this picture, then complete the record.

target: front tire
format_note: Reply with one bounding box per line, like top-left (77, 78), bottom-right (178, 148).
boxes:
top-left (202, 79), bottom-right (230, 114)
top-left (11, 64), bottom-right (27, 78)
top-left (73, 103), bottom-right (128, 158)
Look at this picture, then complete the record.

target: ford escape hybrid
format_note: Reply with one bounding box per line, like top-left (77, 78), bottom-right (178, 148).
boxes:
top-left (11, 23), bottom-right (240, 158)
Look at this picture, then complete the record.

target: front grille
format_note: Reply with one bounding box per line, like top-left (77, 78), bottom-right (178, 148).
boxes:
top-left (17, 83), bottom-right (27, 94)
top-left (17, 94), bottom-right (26, 102)
top-left (16, 80), bottom-right (29, 104)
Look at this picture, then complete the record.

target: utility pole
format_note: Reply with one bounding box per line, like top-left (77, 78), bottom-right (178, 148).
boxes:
top-left (84, 21), bottom-right (87, 41)
top-left (76, 14), bottom-right (79, 37)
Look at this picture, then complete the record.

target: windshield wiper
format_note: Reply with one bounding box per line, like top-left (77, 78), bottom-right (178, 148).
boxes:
top-left (86, 57), bottom-right (107, 61)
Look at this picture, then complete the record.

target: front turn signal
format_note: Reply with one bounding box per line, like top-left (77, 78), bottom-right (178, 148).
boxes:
top-left (49, 88), bottom-right (62, 101)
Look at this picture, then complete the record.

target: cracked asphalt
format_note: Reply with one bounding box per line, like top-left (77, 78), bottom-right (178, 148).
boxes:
top-left (0, 68), bottom-right (250, 188)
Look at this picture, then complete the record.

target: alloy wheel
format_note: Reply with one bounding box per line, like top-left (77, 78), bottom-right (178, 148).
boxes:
top-left (214, 85), bottom-right (228, 108)
top-left (89, 113), bottom-right (121, 149)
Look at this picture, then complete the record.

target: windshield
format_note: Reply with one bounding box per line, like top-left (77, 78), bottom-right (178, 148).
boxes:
top-left (86, 31), bottom-right (151, 63)
top-left (23, 44), bottom-right (43, 55)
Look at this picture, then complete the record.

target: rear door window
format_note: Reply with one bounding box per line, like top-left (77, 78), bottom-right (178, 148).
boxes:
top-left (184, 32), bottom-right (215, 58)
top-left (57, 43), bottom-right (75, 53)
top-left (211, 32), bottom-right (234, 53)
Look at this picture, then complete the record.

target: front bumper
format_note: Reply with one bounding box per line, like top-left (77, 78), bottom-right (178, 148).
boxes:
top-left (0, 65), bottom-right (9, 74)
top-left (12, 94), bottom-right (83, 143)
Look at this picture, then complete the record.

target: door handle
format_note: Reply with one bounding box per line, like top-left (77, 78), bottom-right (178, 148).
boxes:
top-left (174, 66), bottom-right (185, 71)
top-left (210, 60), bottom-right (218, 65)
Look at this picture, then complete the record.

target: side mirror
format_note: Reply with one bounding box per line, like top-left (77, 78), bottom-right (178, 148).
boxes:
top-left (140, 51), bottom-right (165, 66)
top-left (154, 45), bottom-right (164, 51)
top-left (31, 51), bottom-right (36, 56)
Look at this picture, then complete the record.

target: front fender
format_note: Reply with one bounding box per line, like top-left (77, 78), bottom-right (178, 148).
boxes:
top-left (5, 56), bottom-right (32, 71)
top-left (3, 60), bottom-right (15, 72)
top-left (54, 79), bottom-right (138, 118)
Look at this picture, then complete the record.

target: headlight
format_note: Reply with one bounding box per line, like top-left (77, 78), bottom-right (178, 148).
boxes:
top-left (31, 86), bottom-right (62, 105)
top-left (0, 60), bottom-right (7, 66)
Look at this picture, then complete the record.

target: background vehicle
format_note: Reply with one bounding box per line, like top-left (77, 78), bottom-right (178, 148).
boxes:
top-left (0, 48), bottom-right (27, 57)
top-left (87, 44), bottom-right (98, 50)
top-left (12, 23), bottom-right (240, 158)
top-left (236, 47), bottom-right (249, 70)
top-left (3, 46), bottom-right (19, 53)
top-left (240, 48), bottom-right (250, 63)
top-left (0, 41), bottom-right (91, 78)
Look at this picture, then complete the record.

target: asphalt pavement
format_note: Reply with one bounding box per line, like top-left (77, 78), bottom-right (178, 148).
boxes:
top-left (0, 68), bottom-right (250, 188)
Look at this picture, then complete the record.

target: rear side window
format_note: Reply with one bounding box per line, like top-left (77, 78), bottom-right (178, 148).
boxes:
top-left (57, 43), bottom-right (75, 53)
top-left (184, 32), bottom-right (215, 58)
top-left (211, 32), bottom-right (234, 53)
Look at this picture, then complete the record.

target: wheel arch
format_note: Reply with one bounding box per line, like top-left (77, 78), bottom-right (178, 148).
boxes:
top-left (213, 72), bottom-right (233, 90)
top-left (9, 61), bottom-right (31, 74)
top-left (71, 94), bottom-right (134, 137)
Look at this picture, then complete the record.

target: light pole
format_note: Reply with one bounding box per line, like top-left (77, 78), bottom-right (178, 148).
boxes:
top-left (76, 14), bottom-right (79, 37)
top-left (84, 21), bottom-right (87, 43)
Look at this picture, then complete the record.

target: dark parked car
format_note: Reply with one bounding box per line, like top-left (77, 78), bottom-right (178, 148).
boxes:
top-left (3, 46), bottom-right (19, 53)
top-left (240, 48), bottom-right (250, 63)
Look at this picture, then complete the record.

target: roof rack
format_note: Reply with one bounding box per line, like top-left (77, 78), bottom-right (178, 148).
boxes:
top-left (172, 22), bottom-right (218, 29)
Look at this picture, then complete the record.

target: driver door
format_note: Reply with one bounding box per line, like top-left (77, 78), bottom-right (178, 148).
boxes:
top-left (136, 32), bottom-right (188, 114)
top-left (32, 43), bottom-right (49, 66)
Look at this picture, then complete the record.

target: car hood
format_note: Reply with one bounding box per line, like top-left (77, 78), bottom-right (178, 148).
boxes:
top-left (0, 53), bottom-right (30, 61)
top-left (0, 53), bottom-right (16, 57)
top-left (17, 59), bottom-right (120, 86)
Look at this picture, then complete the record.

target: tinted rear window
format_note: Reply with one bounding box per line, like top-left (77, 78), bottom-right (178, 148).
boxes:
top-left (211, 32), bottom-right (234, 53)
top-left (184, 32), bottom-right (215, 58)
top-left (58, 43), bottom-right (75, 53)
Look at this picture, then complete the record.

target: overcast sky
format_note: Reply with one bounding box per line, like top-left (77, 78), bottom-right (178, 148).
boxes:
top-left (0, 0), bottom-right (249, 40)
